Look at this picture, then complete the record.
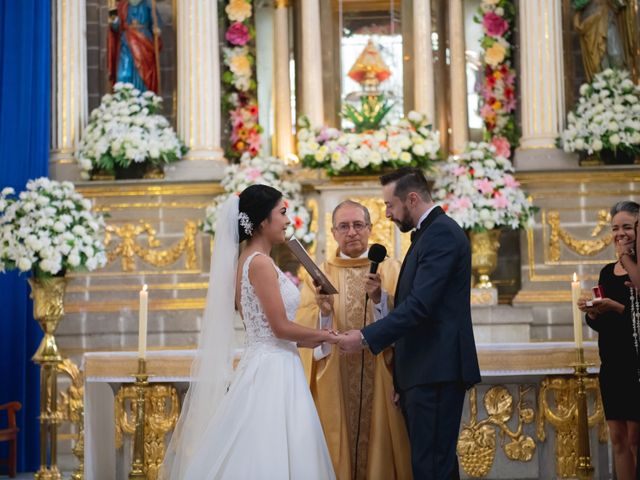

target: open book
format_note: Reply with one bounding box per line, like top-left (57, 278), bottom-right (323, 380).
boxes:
top-left (286, 238), bottom-right (338, 294)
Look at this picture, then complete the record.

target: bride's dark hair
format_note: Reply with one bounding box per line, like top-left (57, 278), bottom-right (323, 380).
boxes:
top-left (238, 184), bottom-right (284, 242)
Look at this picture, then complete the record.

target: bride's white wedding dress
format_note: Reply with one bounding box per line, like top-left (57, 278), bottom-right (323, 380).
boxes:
top-left (180, 252), bottom-right (335, 479)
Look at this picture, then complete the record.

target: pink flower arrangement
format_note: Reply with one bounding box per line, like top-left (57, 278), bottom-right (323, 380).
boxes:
top-left (477, 0), bottom-right (517, 156)
top-left (223, 0), bottom-right (262, 160)
top-left (225, 22), bottom-right (250, 46)
top-left (434, 142), bottom-right (536, 232)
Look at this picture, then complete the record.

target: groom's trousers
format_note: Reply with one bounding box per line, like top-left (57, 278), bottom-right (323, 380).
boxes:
top-left (400, 382), bottom-right (466, 480)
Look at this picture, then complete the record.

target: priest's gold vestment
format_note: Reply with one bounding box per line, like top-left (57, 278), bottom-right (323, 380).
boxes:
top-left (295, 252), bottom-right (412, 480)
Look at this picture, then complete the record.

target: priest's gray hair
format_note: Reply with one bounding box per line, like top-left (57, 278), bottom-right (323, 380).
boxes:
top-left (332, 200), bottom-right (372, 226)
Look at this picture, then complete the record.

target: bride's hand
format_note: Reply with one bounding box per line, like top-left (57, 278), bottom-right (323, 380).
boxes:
top-left (322, 329), bottom-right (341, 344)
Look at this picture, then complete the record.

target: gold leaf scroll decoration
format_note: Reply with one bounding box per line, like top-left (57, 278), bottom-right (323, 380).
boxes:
top-left (457, 385), bottom-right (535, 478)
top-left (115, 384), bottom-right (179, 480)
top-left (547, 210), bottom-right (612, 262)
top-left (57, 358), bottom-right (85, 480)
top-left (536, 376), bottom-right (606, 478)
top-left (105, 221), bottom-right (198, 271)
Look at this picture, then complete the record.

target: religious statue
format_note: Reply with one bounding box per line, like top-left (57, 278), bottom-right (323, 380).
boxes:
top-left (107, 0), bottom-right (162, 93)
top-left (343, 39), bottom-right (394, 132)
top-left (573, 0), bottom-right (638, 82)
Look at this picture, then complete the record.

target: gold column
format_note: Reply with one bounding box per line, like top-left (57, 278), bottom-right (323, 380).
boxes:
top-left (518, 0), bottom-right (565, 150)
top-left (50, 0), bottom-right (88, 181)
top-left (412, 0), bottom-right (435, 121)
top-left (300, 0), bottom-right (324, 126)
top-left (274, 0), bottom-right (294, 159)
top-left (448, 0), bottom-right (468, 153)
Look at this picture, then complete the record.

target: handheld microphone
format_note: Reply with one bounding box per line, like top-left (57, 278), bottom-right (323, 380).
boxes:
top-left (368, 243), bottom-right (387, 274)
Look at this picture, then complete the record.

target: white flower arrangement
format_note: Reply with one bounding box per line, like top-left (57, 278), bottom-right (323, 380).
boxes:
top-left (560, 68), bottom-right (640, 161)
top-left (202, 155), bottom-right (315, 243)
top-left (0, 177), bottom-right (107, 277)
top-left (433, 142), bottom-right (536, 232)
top-left (297, 111), bottom-right (440, 175)
top-left (77, 82), bottom-right (187, 179)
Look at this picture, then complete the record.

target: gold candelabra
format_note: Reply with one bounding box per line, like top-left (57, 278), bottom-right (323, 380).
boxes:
top-left (571, 347), bottom-right (594, 480)
top-left (129, 358), bottom-right (150, 479)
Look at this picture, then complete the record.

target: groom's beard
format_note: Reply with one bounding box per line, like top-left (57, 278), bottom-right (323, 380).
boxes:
top-left (393, 206), bottom-right (414, 233)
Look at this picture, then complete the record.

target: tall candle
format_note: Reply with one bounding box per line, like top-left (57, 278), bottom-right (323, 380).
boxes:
top-left (138, 284), bottom-right (148, 358)
top-left (571, 273), bottom-right (583, 349)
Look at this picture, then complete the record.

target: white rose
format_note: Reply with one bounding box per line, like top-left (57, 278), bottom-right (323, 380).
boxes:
top-left (67, 253), bottom-right (81, 267)
top-left (479, 209), bottom-right (491, 221)
top-left (484, 221), bottom-right (495, 230)
top-left (412, 144), bottom-right (426, 156)
top-left (17, 257), bottom-right (32, 272)
top-left (609, 134), bottom-right (621, 146)
top-left (407, 111), bottom-right (422, 123)
top-left (399, 152), bottom-right (412, 163)
top-left (574, 138), bottom-right (585, 150)
top-left (592, 139), bottom-right (603, 151)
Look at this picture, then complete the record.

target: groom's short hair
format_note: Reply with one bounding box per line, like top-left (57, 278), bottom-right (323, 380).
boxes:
top-left (380, 167), bottom-right (432, 202)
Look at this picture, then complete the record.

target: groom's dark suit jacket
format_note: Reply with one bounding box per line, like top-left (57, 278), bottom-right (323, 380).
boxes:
top-left (362, 206), bottom-right (481, 391)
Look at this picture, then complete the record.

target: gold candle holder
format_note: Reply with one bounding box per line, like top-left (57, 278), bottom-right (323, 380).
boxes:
top-left (129, 358), bottom-right (149, 480)
top-left (571, 347), bottom-right (594, 480)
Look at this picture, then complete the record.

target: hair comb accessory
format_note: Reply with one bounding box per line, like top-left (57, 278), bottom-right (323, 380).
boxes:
top-left (238, 212), bottom-right (253, 237)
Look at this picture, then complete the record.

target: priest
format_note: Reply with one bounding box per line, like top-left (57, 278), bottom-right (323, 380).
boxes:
top-left (295, 200), bottom-right (412, 480)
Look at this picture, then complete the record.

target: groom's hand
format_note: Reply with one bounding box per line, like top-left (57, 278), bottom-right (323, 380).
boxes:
top-left (338, 330), bottom-right (364, 353)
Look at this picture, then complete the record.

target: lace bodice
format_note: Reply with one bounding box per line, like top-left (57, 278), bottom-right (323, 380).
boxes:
top-left (240, 252), bottom-right (300, 348)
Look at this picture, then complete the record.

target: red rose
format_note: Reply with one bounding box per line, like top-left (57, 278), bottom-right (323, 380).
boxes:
top-left (225, 22), bottom-right (250, 46)
top-left (483, 12), bottom-right (508, 37)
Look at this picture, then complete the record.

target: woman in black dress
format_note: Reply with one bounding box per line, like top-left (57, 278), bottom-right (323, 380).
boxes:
top-left (578, 200), bottom-right (640, 480)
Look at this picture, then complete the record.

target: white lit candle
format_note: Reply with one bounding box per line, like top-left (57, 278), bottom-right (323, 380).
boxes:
top-left (138, 284), bottom-right (148, 358)
top-left (571, 273), bottom-right (583, 349)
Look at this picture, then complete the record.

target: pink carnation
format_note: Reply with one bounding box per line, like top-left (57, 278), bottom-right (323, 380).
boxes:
top-left (493, 194), bottom-right (509, 209)
top-left (245, 167), bottom-right (261, 181)
top-left (453, 166), bottom-right (467, 176)
top-left (474, 178), bottom-right (495, 195)
top-left (491, 136), bottom-right (511, 158)
top-left (503, 174), bottom-right (520, 188)
top-left (483, 12), bottom-right (509, 37)
top-left (226, 22), bottom-right (250, 46)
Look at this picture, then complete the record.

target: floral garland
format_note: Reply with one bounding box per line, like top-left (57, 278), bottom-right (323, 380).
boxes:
top-left (222, 0), bottom-right (262, 160)
top-left (560, 68), bottom-right (640, 161)
top-left (77, 83), bottom-right (186, 178)
top-left (434, 142), bottom-right (536, 232)
top-left (202, 155), bottom-right (314, 243)
top-left (477, 0), bottom-right (517, 156)
top-left (296, 111), bottom-right (440, 175)
top-left (0, 178), bottom-right (107, 278)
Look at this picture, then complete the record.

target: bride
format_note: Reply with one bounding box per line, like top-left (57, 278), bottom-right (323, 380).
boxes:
top-left (161, 185), bottom-right (338, 479)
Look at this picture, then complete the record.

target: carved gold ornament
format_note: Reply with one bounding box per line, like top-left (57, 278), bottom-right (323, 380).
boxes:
top-left (547, 210), bottom-right (612, 262)
top-left (57, 359), bottom-right (85, 480)
top-left (457, 385), bottom-right (535, 477)
top-left (115, 384), bottom-right (179, 480)
top-left (536, 376), bottom-right (606, 478)
top-left (105, 221), bottom-right (198, 271)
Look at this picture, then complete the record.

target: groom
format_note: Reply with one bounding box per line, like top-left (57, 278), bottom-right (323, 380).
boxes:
top-left (338, 167), bottom-right (481, 479)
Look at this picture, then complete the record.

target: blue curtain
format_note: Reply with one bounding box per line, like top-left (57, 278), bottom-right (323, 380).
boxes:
top-left (0, 0), bottom-right (51, 471)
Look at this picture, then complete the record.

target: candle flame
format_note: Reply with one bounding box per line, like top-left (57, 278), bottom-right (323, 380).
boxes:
top-left (572, 273), bottom-right (578, 282)
top-left (142, 284), bottom-right (148, 292)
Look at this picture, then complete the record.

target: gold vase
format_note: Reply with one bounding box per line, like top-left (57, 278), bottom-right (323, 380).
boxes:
top-left (29, 276), bottom-right (67, 480)
top-left (470, 230), bottom-right (501, 289)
